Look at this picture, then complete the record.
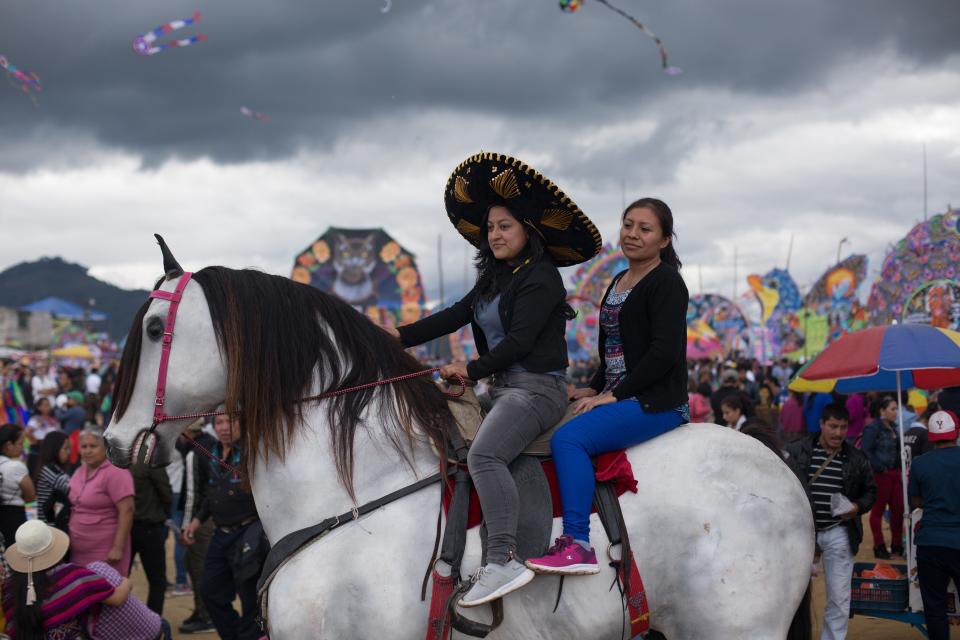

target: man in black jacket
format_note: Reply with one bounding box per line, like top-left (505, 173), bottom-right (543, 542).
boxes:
top-left (785, 403), bottom-right (876, 640)
top-left (183, 414), bottom-right (261, 640)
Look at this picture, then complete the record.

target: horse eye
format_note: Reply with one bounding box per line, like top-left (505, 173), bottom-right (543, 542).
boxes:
top-left (146, 318), bottom-right (164, 341)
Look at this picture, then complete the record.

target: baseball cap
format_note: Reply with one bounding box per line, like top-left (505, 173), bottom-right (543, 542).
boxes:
top-left (928, 410), bottom-right (959, 442)
top-left (720, 369), bottom-right (739, 385)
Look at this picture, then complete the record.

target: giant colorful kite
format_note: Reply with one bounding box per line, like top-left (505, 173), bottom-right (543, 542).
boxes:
top-left (291, 227), bottom-right (426, 327)
top-left (567, 244), bottom-right (627, 358)
top-left (868, 209), bottom-right (960, 331)
top-left (686, 294), bottom-right (750, 359)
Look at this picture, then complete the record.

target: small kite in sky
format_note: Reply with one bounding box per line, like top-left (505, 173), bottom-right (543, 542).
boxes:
top-left (240, 106), bottom-right (272, 122)
top-left (0, 54), bottom-right (41, 104)
top-left (381, 0), bottom-right (392, 13)
top-left (559, 0), bottom-right (682, 76)
top-left (133, 11), bottom-right (208, 56)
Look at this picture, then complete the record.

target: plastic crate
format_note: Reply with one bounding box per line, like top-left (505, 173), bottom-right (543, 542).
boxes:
top-left (850, 562), bottom-right (909, 613)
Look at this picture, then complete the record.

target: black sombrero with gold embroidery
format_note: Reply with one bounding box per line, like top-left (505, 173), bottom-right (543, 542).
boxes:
top-left (444, 152), bottom-right (602, 267)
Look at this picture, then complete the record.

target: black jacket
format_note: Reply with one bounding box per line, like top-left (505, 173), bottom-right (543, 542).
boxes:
top-left (195, 440), bottom-right (257, 528)
top-left (589, 264), bottom-right (688, 412)
top-left (785, 433), bottom-right (877, 554)
top-left (398, 256), bottom-right (568, 380)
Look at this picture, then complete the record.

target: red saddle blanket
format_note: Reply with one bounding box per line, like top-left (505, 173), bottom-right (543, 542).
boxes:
top-left (442, 450), bottom-right (637, 529)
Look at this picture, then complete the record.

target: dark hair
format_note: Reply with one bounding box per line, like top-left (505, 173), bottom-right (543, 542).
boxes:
top-left (472, 205), bottom-right (574, 317)
top-left (740, 417), bottom-right (783, 459)
top-left (820, 403), bottom-right (850, 424)
top-left (622, 198), bottom-right (682, 269)
top-left (696, 382), bottom-right (713, 398)
top-left (870, 396), bottom-right (897, 418)
top-left (33, 397), bottom-right (51, 412)
top-left (10, 568), bottom-right (50, 640)
top-left (0, 424), bottom-right (23, 449)
top-left (721, 394), bottom-right (751, 418)
top-left (32, 431), bottom-right (69, 485)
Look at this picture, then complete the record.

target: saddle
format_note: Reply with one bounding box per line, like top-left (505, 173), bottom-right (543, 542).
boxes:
top-left (425, 387), bottom-right (651, 640)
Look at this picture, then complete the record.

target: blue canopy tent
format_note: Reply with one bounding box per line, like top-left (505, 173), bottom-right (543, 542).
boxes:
top-left (20, 297), bottom-right (107, 322)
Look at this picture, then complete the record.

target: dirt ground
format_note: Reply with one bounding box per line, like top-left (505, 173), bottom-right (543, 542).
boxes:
top-left (130, 519), bottom-right (959, 639)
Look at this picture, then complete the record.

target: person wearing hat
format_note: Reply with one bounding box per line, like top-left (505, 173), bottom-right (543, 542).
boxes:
top-left (0, 424), bottom-right (36, 547)
top-left (908, 409), bottom-right (960, 640)
top-left (2, 519), bottom-right (128, 639)
top-left (526, 197), bottom-right (689, 576)
top-left (388, 152), bottom-right (601, 607)
top-left (54, 391), bottom-right (87, 435)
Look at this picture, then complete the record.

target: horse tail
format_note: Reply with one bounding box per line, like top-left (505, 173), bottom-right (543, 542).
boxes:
top-left (786, 583), bottom-right (812, 640)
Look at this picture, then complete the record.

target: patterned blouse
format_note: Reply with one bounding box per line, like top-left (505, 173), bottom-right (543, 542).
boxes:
top-left (600, 285), bottom-right (634, 393)
top-left (601, 276), bottom-right (690, 421)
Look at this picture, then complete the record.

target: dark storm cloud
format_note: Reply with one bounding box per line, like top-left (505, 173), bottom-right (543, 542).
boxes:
top-left (0, 0), bottom-right (957, 170)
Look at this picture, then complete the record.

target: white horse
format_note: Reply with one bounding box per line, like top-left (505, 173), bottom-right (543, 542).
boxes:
top-left (105, 239), bottom-right (813, 639)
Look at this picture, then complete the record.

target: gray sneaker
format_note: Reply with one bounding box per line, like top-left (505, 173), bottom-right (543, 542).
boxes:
top-left (458, 559), bottom-right (535, 608)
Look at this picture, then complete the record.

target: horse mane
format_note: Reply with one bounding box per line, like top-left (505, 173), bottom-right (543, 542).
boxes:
top-left (114, 266), bottom-right (455, 499)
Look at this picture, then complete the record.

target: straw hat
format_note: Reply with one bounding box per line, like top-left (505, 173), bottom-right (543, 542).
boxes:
top-left (5, 520), bottom-right (70, 605)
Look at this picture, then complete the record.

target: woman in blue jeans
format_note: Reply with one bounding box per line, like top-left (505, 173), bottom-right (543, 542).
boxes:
top-left (527, 197), bottom-right (689, 575)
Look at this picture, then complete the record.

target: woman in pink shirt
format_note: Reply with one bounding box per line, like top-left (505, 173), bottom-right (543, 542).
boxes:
top-left (68, 430), bottom-right (134, 576)
top-left (845, 392), bottom-right (868, 443)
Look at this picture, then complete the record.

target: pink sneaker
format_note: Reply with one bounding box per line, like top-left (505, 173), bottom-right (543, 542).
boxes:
top-left (525, 535), bottom-right (600, 575)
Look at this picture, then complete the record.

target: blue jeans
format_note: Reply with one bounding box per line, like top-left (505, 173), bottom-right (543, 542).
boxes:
top-left (170, 493), bottom-right (187, 584)
top-left (551, 399), bottom-right (684, 541)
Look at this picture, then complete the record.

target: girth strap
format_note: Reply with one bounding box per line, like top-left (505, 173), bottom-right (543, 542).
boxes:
top-left (257, 468), bottom-right (453, 628)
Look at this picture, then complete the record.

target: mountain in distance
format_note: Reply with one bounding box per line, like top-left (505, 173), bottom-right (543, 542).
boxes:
top-left (0, 257), bottom-right (148, 339)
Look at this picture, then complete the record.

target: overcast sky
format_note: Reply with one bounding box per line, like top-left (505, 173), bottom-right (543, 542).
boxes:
top-left (1, 0), bottom-right (958, 304)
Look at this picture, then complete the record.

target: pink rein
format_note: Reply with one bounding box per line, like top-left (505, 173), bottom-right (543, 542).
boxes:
top-left (146, 271), bottom-right (466, 474)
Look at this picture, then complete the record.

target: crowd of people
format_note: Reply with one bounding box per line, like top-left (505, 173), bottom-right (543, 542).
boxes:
top-left (0, 358), bottom-right (264, 640)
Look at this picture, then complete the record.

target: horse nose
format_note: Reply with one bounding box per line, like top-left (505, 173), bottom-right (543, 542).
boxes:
top-left (103, 435), bottom-right (131, 468)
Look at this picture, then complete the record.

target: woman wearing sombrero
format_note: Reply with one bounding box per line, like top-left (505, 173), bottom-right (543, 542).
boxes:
top-left (389, 152), bottom-right (601, 606)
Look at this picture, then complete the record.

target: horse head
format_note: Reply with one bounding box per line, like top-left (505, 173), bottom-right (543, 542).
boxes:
top-left (104, 235), bottom-right (226, 468)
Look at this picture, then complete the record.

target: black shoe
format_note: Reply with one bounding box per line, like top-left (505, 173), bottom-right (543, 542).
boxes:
top-left (179, 616), bottom-right (215, 634)
top-left (874, 544), bottom-right (891, 559)
top-left (891, 546), bottom-right (905, 558)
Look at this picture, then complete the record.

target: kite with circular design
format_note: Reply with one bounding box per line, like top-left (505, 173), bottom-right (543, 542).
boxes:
top-left (133, 11), bottom-right (208, 56)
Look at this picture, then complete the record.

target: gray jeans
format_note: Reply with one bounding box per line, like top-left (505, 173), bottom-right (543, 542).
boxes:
top-left (468, 371), bottom-right (568, 565)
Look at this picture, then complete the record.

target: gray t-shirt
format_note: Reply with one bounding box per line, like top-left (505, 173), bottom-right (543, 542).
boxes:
top-left (474, 294), bottom-right (565, 378)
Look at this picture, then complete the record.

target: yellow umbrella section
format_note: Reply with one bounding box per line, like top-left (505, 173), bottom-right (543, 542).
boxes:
top-left (50, 345), bottom-right (97, 359)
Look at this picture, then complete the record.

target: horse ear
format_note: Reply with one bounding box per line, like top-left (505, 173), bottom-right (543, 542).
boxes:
top-left (154, 234), bottom-right (184, 278)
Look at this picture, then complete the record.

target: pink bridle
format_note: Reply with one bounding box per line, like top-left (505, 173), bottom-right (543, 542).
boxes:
top-left (148, 271), bottom-right (194, 428)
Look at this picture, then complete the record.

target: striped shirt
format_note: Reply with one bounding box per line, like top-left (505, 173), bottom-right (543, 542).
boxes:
top-left (2, 562), bottom-right (114, 639)
top-left (36, 464), bottom-right (70, 525)
top-left (809, 445), bottom-right (845, 531)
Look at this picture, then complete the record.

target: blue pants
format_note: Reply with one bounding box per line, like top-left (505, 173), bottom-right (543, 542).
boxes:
top-left (551, 399), bottom-right (684, 541)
